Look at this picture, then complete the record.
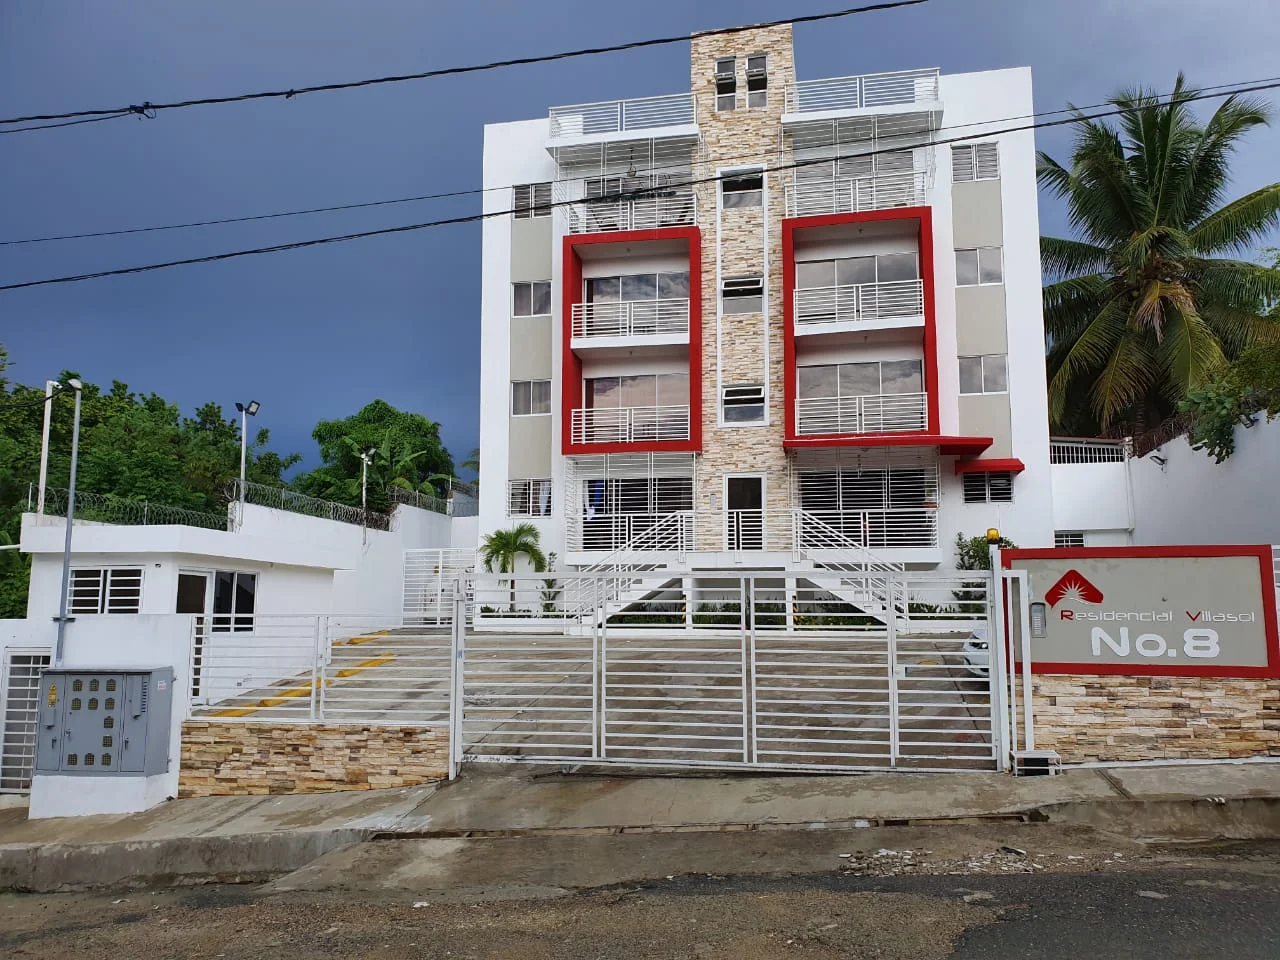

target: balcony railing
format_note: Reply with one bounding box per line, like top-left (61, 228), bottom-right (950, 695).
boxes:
top-left (796, 393), bottom-right (927, 435)
top-left (784, 69), bottom-right (940, 115)
top-left (571, 299), bottom-right (690, 340)
top-left (1050, 437), bottom-right (1130, 464)
top-left (786, 170), bottom-right (928, 218)
top-left (568, 511), bottom-right (693, 552)
top-left (794, 279), bottom-right (924, 327)
top-left (564, 194), bottom-right (696, 234)
top-left (549, 93), bottom-right (697, 139)
top-left (795, 508), bottom-right (938, 550)
top-left (571, 404), bottom-right (690, 445)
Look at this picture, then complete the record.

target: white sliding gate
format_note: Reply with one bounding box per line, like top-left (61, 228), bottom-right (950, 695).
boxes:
top-left (457, 571), bottom-right (1002, 773)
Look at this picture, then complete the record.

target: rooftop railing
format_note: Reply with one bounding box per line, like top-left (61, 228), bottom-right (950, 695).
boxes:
top-left (549, 93), bottom-right (697, 139)
top-left (784, 69), bottom-right (940, 115)
top-left (1049, 438), bottom-right (1130, 464)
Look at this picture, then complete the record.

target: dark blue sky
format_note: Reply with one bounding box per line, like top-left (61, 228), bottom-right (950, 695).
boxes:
top-left (3, 0), bottom-right (1277, 473)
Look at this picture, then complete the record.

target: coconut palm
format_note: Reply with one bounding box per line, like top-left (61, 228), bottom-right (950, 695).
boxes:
top-left (1039, 75), bottom-right (1280, 436)
top-left (479, 523), bottom-right (547, 612)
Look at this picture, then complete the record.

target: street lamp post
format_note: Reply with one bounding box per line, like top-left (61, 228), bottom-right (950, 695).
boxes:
top-left (359, 448), bottom-right (376, 545)
top-left (234, 400), bottom-right (260, 526)
top-left (53, 378), bottom-right (83, 667)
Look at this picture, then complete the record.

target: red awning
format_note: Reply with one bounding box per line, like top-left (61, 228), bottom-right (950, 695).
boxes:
top-left (954, 458), bottom-right (1026, 475)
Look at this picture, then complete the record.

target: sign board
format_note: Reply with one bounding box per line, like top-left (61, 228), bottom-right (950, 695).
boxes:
top-left (1003, 546), bottom-right (1279, 678)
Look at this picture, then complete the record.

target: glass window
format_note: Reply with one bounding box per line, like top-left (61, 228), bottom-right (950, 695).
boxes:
top-left (746, 54), bottom-right (767, 109)
top-left (983, 354), bottom-right (1008, 392)
top-left (585, 376), bottom-right (619, 409)
top-left (513, 281), bottom-right (551, 317)
top-left (620, 274), bottom-right (658, 301)
top-left (958, 357), bottom-right (984, 395)
top-left (512, 380), bottom-right (552, 415)
top-left (979, 247), bottom-right (1004, 284)
top-left (723, 384), bottom-right (765, 423)
top-left (1055, 531), bottom-right (1085, 549)
top-left (796, 261), bottom-right (836, 289)
top-left (586, 276), bottom-right (620, 303)
top-left (955, 249), bottom-right (980, 286)
top-left (797, 365), bottom-right (839, 398)
top-left (879, 360), bottom-right (923, 394)
top-left (620, 374), bottom-right (654, 408)
top-left (658, 271), bottom-right (690, 299)
top-left (959, 355), bottom-right (1008, 394)
top-left (836, 257), bottom-right (876, 286)
top-left (715, 57), bottom-right (736, 111)
top-left (722, 171), bottom-right (763, 208)
top-left (963, 472), bottom-right (1014, 503)
top-left (68, 568), bottom-right (142, 615)
top-left (656, 372), bottom-right (689, 406)
top-left (875, 253), bottom-right (919, 283)
top-left (212, 571), bottom-right (256, 633)
top-left (722, 277), bottom-right (763, 314)
top-left (838, 362), bottom-right (881, 397)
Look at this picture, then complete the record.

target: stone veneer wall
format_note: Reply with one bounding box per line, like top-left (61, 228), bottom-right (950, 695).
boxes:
top-left (689, 25), bottom-right (797, 549)
top-left (1032, 675), bottom-right (1280, 763)
top-left (179, 721), bottom-right (449, 797)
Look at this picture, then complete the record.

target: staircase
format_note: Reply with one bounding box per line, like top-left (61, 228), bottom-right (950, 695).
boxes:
top-left (564, 512), bottom-right (693, 622)
top-left (792, 510), bottom-right (906, 625)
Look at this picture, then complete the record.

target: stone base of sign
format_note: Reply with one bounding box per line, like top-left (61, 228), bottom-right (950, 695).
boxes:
top-left (178, 722), bottom-right (449, 797)
top-left (1032, 675), bottom-right (1280, 763)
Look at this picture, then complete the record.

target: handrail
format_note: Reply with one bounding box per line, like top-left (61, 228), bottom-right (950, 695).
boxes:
top-left (795, 393), bottom-right (927, 435)
top-left (571, 298), bottom-right (690, 339)
top-left (549, 93), bottom-right (697, 138)
top-left (793, 279), bottom-right (924, 325)
top-left (571, 405), bottom-right (691, 444)
top-left (565, 511), bottom-right (692, 616)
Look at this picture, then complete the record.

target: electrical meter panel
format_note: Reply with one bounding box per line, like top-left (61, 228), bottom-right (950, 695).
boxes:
top-left (34, 667), bottom-right (173, 777)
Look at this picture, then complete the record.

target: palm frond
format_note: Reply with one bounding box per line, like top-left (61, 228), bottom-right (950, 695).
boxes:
top-left (1046, 297), bottom-right (1131, 422)
top-left (1090, 330), bottom-right (1158, 429)
top-left (1191, 258), bottom-right (1280, 313)
top-left (1040, 236), bottom-right (1112, 279)
top-left (1188, 183), bottom-right (1280, 256)
top-left (1155, 308), bottom-right (1227, 400)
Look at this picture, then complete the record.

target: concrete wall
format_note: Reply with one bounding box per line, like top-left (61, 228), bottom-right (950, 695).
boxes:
top-left (179, 721), bottom-right (449, 796)
top-left (478, 118), bottom-right (561, 556)
top-left (28, 614), bottom-right (194, 816)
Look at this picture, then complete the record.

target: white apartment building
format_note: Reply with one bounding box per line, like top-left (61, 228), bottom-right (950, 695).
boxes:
top-left (478, 22), bottom-right (1054, 574)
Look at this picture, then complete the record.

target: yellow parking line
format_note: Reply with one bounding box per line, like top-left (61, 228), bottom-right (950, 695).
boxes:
top-left (209, 651), bottom-right (396, 717)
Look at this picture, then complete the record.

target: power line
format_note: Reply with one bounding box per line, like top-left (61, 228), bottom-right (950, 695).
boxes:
top-left (8, 72), bottom-right (1277, 248)
top-left (3, 78), bottom-right (1278, 294)
top-left (0, 390), bottom-right (65, 410)
top-left (0, 1), bottom-right (929, 127)
top-left (0, 112), bottom-right (135, 134)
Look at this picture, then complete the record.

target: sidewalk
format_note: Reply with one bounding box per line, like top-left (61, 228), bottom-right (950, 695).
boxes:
top-left (3, 762), bottom-right (1279, 892)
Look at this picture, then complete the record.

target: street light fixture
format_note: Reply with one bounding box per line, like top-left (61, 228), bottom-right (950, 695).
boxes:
top-left (234, 400), bottom-right (260, 522)
top-left (54, 378), bottom-right (83, 667)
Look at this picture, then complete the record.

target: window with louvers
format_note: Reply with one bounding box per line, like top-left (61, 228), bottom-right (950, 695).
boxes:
top-left (68, 568), bottom-right (142, 615)
top-left (513, 182), bottom-right (551, 219)
top-left (952, 143), bottom-right (1000, 182)
top-left (962, 472), bottom-right (1014, 503)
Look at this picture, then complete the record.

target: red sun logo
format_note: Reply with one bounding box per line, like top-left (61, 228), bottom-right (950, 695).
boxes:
top-left (1045, 569), bottom-right (1104, 607)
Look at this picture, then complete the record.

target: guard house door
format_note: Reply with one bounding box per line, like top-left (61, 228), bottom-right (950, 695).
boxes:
top-left (176, 572), bottom-right (211, 701)
top-left (725, 475), bottom-right (765, 550)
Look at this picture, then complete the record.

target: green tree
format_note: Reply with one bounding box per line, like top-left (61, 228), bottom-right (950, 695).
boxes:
top-left (292, 400), bottom-right (454, 511)
top-left (459, 447), bottom-right (480, 487)
top-left (1039, 76), bottom-right (1280, 437)
top-left (479, 523), bottom-right (547, 613)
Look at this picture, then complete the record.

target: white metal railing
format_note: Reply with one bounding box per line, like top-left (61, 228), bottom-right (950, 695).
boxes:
top-left (1049, 438), bottom-right (1130, 464)
top-left (571, 404), bottom-right (690, 444)
top-left (568, 510), bottom-right (693, 553)
top-left (571, 299), bottom-right (690, 340)
top-left (549, 93), bottom-right (697, 139)
top-left (404, 548), bottom-right (478, 626)
top-left (796, 508), bottom-right (938, 550)
top-left (796, 393), bottom-right (927, 435)
top-left (564, 194), bottom-right (696, 234)
top-left (794, 279), bottom-right (924, 326)
top-left (785, 69), bottom-right (940, 115)
top-left (187, 615), bottom-right (452, 725)
top-left (786, 170), bottom-right (928, 217)
top-left (792, 510), bottom-right (904, 573)
top-left (725, 509), bottom-right (765, 551)
top-left (564, 511), bottom-right (692, 616)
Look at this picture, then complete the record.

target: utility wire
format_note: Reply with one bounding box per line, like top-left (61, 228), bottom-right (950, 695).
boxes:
top-left (0, 1), bottom-right (929, 127)
top-left (0, 112), bottom-right (135, 134)
top-left (7, 72), bottom-right (1278, 248)
top-left (0, 390), bottom-right (66, 410)
top-left (3, 78), bottom-right (1278, 294)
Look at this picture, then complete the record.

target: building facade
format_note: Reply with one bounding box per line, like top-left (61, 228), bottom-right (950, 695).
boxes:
top-left (478, 23), bottom-right (1054, 573)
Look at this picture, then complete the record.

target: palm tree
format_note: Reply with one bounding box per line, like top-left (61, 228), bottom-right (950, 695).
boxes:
top-left (1039, 76), bottom-right (1280, 437)
top-left (479, 523), bottom-right (547, 613)
top-left (459, 448), bottom-right (479, 489)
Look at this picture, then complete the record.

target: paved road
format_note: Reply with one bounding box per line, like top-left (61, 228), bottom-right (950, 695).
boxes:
top-left (3, 847), bottom-right (1277, 958)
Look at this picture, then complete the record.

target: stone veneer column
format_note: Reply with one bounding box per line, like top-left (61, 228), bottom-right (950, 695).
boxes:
top-left (689, 25), bottom-right (797, 550)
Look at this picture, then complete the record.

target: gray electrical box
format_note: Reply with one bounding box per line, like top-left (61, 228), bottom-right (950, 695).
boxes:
top-left (34, 667), bottom-right (174, 777)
